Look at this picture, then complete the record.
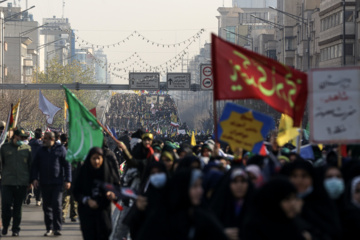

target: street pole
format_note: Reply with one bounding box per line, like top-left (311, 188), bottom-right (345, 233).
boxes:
top-left (0, 12), bottom-right (3, 90)
top-left (283, 27), bottom-right (286, 64)
top-left (307, 23), bottom-right (311, 70)
top-left (343, 0), bottom-right (346, 66)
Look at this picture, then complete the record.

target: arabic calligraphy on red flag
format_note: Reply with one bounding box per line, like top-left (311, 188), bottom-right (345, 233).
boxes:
top-left (211, 34), bottom-right (307, 127)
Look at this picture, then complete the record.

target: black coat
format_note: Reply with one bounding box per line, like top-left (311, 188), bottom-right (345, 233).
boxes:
top-left (74, 153), bottom-right (120, 240)
top-left (209, 169), bottom-right (254, 232)
top-left (31, 144), bottom-right (71, 185)
top-left (243, 178), bottom-right (307, 240)
top-left (129, 169), bottom-right (228, 240)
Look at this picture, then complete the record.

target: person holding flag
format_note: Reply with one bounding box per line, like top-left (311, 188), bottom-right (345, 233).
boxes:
top-left (74, 147), bottom-right (120, 240)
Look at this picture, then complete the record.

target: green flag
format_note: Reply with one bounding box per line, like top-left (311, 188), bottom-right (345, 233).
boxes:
top-left (64, 86), bottom-right (103, 163)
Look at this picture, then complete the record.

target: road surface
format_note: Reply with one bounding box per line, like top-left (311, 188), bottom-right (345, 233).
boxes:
top-left (1, 202), bottom-right (82, 239)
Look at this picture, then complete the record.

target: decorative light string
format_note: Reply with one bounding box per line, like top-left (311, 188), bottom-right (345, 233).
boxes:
top-left (67, 29), bottom-right (205, 50)
top-left (70, 29), bottom-right (202, 80)
top-left (81, 39), bottom-right (194, 74)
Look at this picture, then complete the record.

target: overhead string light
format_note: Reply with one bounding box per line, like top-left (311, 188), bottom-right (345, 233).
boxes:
top-left (80, 36), bottom-right (198, 74)
top-left (70, 29), bottom-right (205, 50)
top-left (108, 52), bottom-right (138, 67)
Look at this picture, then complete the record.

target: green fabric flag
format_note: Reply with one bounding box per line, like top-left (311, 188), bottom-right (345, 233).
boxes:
top-left (303, 122), bottom-right (310, 141)
top-left (64, 86), bottom-right (103, 163)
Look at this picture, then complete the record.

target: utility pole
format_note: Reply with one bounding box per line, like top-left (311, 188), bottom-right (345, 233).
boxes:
top-left (62, 0), bottom-right (65, 19)
top-left (343, 0), bottom-right (346, 66)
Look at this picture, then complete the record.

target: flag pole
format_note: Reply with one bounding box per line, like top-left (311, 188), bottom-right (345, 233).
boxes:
top-left (211, 34), bottom-right (218, 143)
top-left (337, 144), bottom-right (342, 168)
top-left (296, 129), bottom-right (303, 154)
top-left (213, 96), bottom-right (218, 142)
top-left (96, 119), bottom-right (133, 160)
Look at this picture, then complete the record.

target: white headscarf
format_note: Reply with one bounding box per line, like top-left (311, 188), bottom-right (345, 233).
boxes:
top-left (351, 176), bottom-right (360, 208)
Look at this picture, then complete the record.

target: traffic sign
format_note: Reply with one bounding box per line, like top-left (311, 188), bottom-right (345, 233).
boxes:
top-left (129, 72), bottom-right (160, 90)
top-left (167, 73), bottom-right (191, 90)
top-left (200, 64), bottom-right (213, 90)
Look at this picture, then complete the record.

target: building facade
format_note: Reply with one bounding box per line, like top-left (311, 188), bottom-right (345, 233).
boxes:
top-left (233, 0), bottom-right (277, 8)
top-left (217, 7), bottom-right (276, 52)
top-left (94, 49), bottom-right (108, 84)
top-left (319, 0), bottom-right (356, 67)
top-left (1, 3), bottom-right (38, 83)
top-left (40, 16), bottom-right (73, 71)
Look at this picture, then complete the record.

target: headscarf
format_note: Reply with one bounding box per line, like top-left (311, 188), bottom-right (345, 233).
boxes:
top-left (161, 151), bottom-right (174, 162)
top-left (176, 155), bottom-right (201, 171)
top-left (246, 164), bottom-right (264, 188)
top-left (253, 177), bottom-right (297, 222)
top-left (83, 147), bottom-right (106, 180)
top-left (208, 167), bottom-right (254, 230)
top-left (351, 176), bottom-right (360, 208)
top-left (166, 169), bottom-right (202, 212)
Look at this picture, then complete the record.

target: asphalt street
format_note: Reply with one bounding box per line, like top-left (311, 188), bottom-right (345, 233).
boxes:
top-left (1, 202), bottom-right (83, 239)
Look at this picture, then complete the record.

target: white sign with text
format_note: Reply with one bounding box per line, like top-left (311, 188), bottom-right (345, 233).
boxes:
top-left (309, 67), bottom-right (360, 143)
top-left (129, 73), bottom-right (160, 90)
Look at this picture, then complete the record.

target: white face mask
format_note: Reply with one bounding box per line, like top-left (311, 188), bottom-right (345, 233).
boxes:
top-left (149, 172), bottom-right (167, 189)
top-left (153, 153), bottom-right (161, 160)
top-left (56, 140), bottom-right (61, 144)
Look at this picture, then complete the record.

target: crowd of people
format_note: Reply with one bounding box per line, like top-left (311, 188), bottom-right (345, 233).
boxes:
top-left (105, 93), bottom-right (185, 134)
top-left (99, 129), bottom-right (360, 240)
top-left (1, 118), bottom-right (360, 239)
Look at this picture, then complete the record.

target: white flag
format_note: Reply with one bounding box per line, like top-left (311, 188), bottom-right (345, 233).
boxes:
top-left (39, 91), bottom-right (61, 124)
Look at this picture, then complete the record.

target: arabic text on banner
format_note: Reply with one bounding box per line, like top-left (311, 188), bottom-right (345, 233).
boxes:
top-left (309, 67), bottom-right (360, 143)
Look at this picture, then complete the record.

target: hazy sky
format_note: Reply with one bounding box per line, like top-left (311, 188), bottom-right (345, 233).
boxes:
top-left (4, 0), bottom-right (234, 83)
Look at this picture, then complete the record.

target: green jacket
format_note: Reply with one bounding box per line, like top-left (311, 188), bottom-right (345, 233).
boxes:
top-left (0, 142), bottom-right (32, 186)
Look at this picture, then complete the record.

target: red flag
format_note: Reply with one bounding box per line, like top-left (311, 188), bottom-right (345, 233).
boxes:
top-left (259, 143), bottom-right (269, 156)
top-left (211, 34), bottom-right (307, 127)
top-left (341, 145), bottom-right (348, 158)
top-left (89, 108), bottom-right (97, 117)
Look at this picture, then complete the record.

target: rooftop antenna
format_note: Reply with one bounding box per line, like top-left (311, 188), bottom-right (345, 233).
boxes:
top-left (62, 0), bottom-right (65, 18)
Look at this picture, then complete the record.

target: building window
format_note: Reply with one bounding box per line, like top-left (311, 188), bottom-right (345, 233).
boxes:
top-left (334, 45), bottom-right (338, 58)
top-left (345, 11), bottom-right (354, 22)
top-left (286, 38), bottom-right (293, 50)
top-left (25, 67), bottom-right (32, 76)
top-left (345, 43), bottom-right (353, 56)
top-left (338, 44), bottom-right (343, 57)
top-left (225, 26), bottom-right (236, 44)
top-left (340, 11), bottom-right (343, 24)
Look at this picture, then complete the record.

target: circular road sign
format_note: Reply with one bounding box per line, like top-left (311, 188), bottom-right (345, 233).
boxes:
top-left (203, 66), bottom-right (212, 77)
top-left (202, 78), bottom-right (213, 89)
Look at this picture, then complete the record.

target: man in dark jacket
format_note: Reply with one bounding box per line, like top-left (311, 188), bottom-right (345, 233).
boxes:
top-left (31, 131), bottom-right (71, 236)
top-left (28, 128), bottom-right (43, 206)
top-left (0, 128), bottom-right (32, 237)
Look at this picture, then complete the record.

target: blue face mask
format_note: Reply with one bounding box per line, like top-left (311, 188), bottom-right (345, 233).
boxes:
top-left (324, 178), bottom-right (344, 199)
top-left (150, 173), bottom-right (167, 189)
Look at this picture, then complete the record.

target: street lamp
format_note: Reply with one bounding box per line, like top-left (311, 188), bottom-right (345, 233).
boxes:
top-left (222, 28), bottom-right (254, 51)
top-left (250, 14), bottom-right (286, 64)
top-left (269, 6), bottom-right (311, 71)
